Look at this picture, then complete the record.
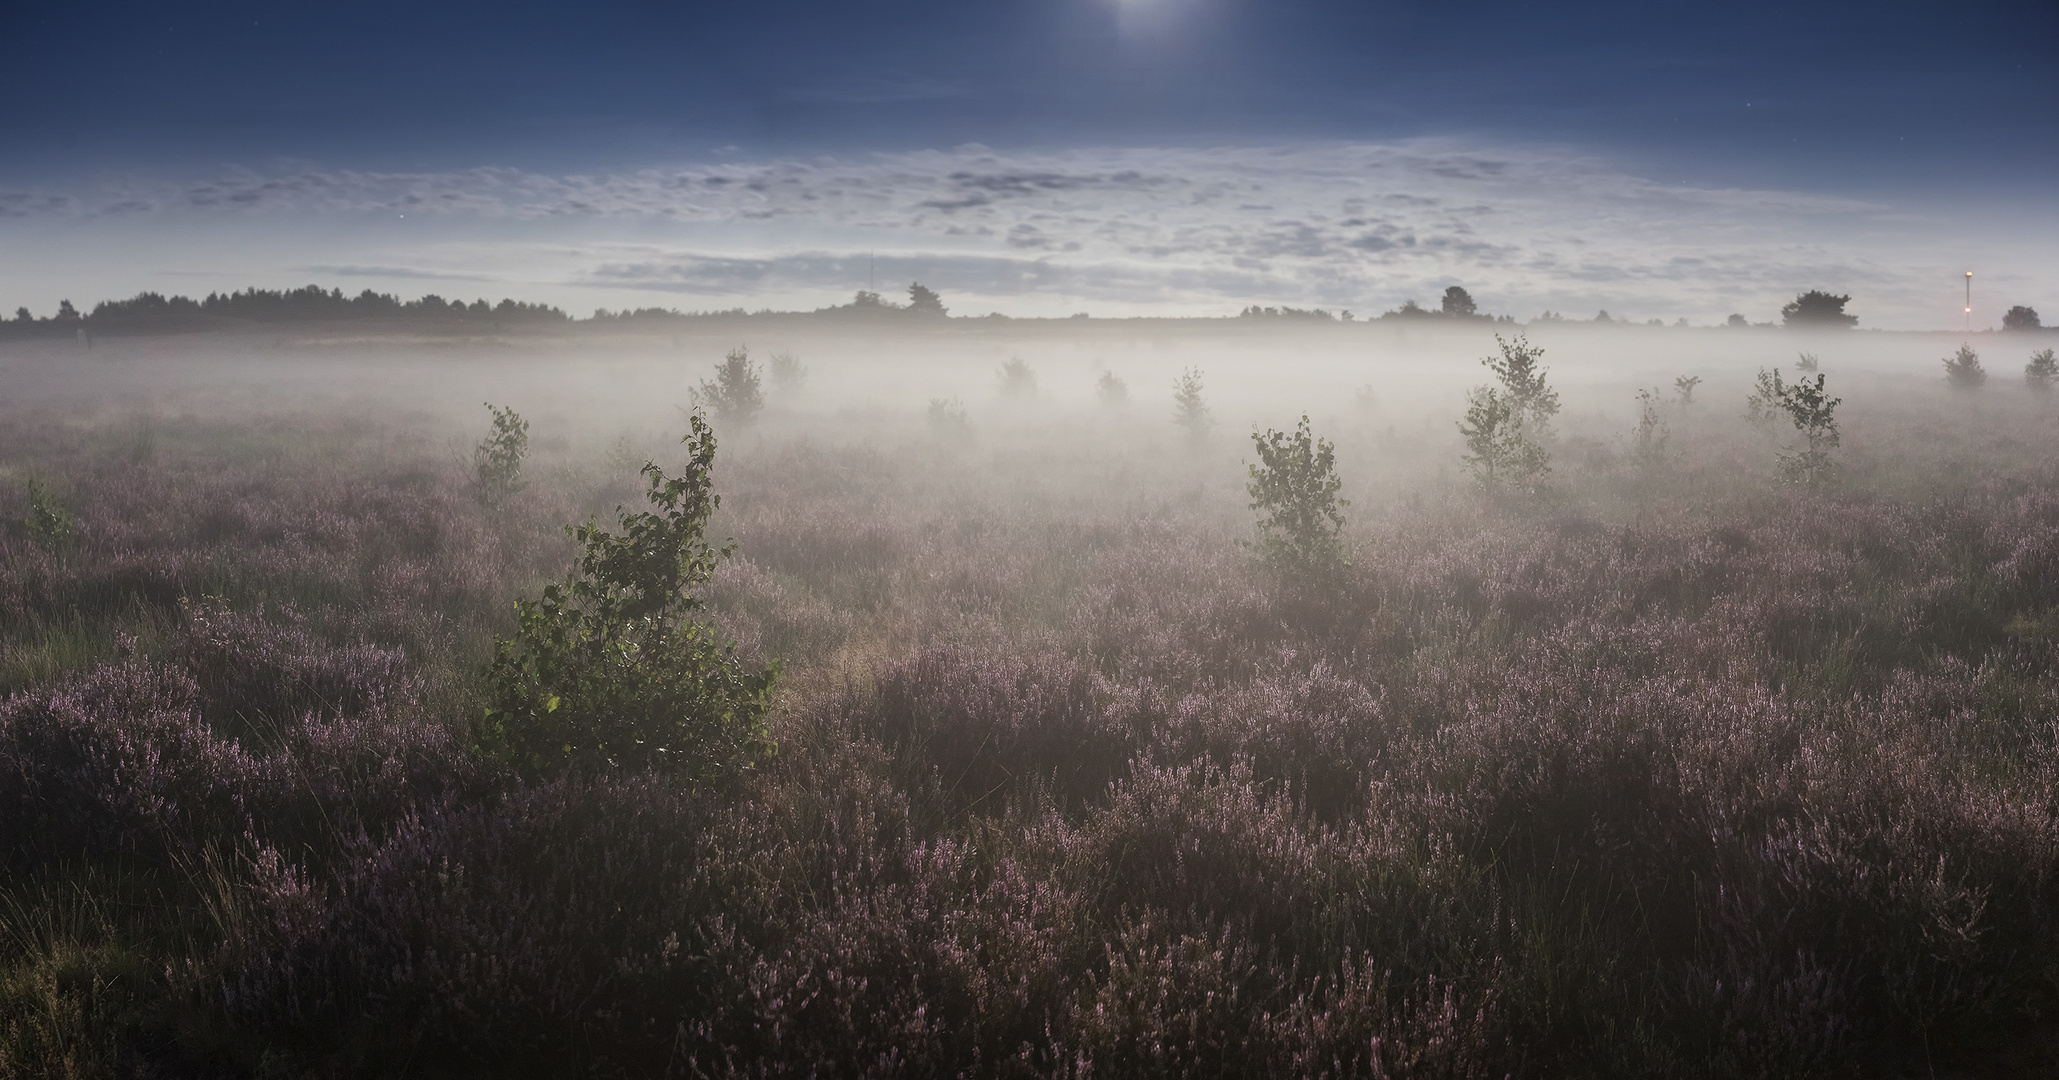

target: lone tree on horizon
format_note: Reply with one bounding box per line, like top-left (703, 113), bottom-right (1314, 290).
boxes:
top-left (2003, 305), bottom-right (2041, 330)
top-left (908, 282), bottom-right (947, 317)
top-left (1441, 286), bottom-right (1478, 318)
top-left (1781, 290), bottom-right (1858, 329)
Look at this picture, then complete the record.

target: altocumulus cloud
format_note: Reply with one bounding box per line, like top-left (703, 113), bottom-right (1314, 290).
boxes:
top-left (2, 141), bottom-right (2048, 324)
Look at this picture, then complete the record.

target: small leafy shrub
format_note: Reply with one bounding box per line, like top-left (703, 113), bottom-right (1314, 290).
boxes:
top-left (927, 397), bottom-right (970, 438)
top-left (1458, 335), bottom-right (1558, 489)
top-left (768, 351), bottom-right (808, 394)
top-left (474, 403), bottom-right (529, 508)
top-left (1795, 351), bottom-right (1820, 374)
top-left (1172, 366), bottom-right (1212, 438)
top-left (996, 357), bottom-right (1037, 400)
top-left (23, 477), bottom-right (75, 552)
top-left (1353, 384), bottom-right (1380, 412)
top-left (481, 413), bottom-right (777, 782)
top-left (1942, 344), bottom-right (1986, 388)
top-left (1774, 371), bottom-right (1842, 485)
top-left (1246, 415), bottom-right (1346, 576)
top-left (2026, 348), bottom-right (2056, 390)
top-left (693, 347), bottom-right (766, 427)
top-left (1096, 370), bottom-right (1127, 406)
top-left (1746, 367), bottom-right (1786, 427)
top-left (1674, 374), bottom-right (1701, 404)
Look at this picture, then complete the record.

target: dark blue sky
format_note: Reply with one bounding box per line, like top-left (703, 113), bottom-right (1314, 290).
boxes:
top-left (1, 0), bottom-right (2052, 324)
top-left (4, 0), bottom-right (2052, 191)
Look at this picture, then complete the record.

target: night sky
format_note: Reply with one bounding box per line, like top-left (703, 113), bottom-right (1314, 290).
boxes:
top-left (2, 0), bottom-right (2053, 325)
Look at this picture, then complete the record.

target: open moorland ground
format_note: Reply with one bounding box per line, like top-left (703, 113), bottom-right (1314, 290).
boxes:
top-left (3, 322), bottom-right (2059, 1077)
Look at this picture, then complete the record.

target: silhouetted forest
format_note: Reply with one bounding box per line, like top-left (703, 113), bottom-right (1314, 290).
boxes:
top-left (0, 286), bottom-right (568, 339)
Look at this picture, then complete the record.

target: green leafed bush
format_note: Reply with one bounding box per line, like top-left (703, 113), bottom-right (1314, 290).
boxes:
top-left (1246, 414), bottom-right (1347, 576)
top-left (480, 412), bottom-right (777, 782)
top-left (474, 403), bottom-right (529, 508)
top-left (1458, 335), bottom-right (1557, 490)
top-left (23, 477), bottom-right (75, 552)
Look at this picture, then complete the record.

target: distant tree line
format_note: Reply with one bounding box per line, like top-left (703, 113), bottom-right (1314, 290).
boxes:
top-left (1, 285), bottom-right (567, 339)
top-left (6, 280), bottom-right (2050, 339)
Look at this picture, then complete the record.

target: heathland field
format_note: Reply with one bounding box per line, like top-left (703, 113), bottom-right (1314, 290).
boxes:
top-left (3, 324), bottom-right (2059, 1077)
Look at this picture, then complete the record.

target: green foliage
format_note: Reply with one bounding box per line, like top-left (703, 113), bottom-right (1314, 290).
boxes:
top-left (1458, 335), bottom-right (1557, 489)
top-left (1096, 370), bottom-right (1127, 406)
top-left (693, 347), bottom-right (766, 427)
top-left (474, 403), bottom-right (529, 508)
top-left (481, 413), bottom-right (777, 782)
top-left (1942, 344), bottom-right (1987, 388)
top-left (1781, 290), bottom-right (1858, 328)
top-left (23, 478), bottom-right (74, 552)
top-left (1745, 367), bottom-right (1786, 428)
top-left (1246, 415), bottom-right (1346, 575)
top-left (2027, 348), bottom-right (2057, 390)
top-left (1774, 372), bottom-right (1842, 485)
top-left (1172, 367), bottom-right (1212, 437)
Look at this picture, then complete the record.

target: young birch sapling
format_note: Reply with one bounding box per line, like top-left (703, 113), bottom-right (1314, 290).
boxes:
top-left (475, 403), bottom-right (529, 508)
top-left (2028, 349), bottom-right (2057, 391)
top-left (1775, 373), bottom-right (1841, 485)
top-left (1458, 335), bottom-right (1558, 489)
top-left (1172, 367), bottom-right (1213, 438)
top-left (1096, 370), bottom-right (1128, 406)
top-left (482, 412), bottom-right (777, 783)
top-left (1247, 414), bottom-right (1347, 576)
top-left (694, 347), bottom-right (767, 427)
top-left (1942, 345), bottom-right (1987, 389)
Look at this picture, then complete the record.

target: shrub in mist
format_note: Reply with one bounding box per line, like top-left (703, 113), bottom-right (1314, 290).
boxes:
top-left (927, 397), bottom-right (971, 439)
top-left (473, 402), bottom-right (529, 508)
top-left (2028, 348), bottom-right (2057, 390)
top-left (1673, 374), bottom-right (1701, 405)
top-left (693, 346), bottom-right (766, 427)
top-left (22, 476), bottom-right (75, 552)
top-left (1630, 388), bottom-right (1670, 469)
top-left (481, 412), bottom-right (777, 782)
top-left (1746, 367), bottom-right (1786, 428)
top-left (1942, 344), bottom-right (1987, 388)
top-left (1096, 369), bottom-right (1128, 406)
top-left (1353, 384), bottom-right (1380, 412)
top-left (1246, 415), bottom-right (1347, 576)
top-left (1795, 351), bottom-right (1820, 374)
top-left (769, 350), bottom-right (808, 394)
top-left (996, 357), bottom-right (1037, 400)
top-left (1458, 335), bottom-right (1558, 490)
top-left (1774, 372), bottom-right (1842, 485)
top-left (1172, 366), bottom-right (1212, 438)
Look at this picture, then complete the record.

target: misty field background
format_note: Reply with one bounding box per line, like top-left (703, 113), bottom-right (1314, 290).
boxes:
top-left (3, 322), bottom-right (2059, 1077)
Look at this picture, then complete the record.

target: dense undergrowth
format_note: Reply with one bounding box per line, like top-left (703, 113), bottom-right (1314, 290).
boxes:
top-left (3, 389), bottom-right (2059, 1078)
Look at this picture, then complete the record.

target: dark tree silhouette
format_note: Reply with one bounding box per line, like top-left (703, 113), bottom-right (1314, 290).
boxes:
top-left (1441, 286), bottom-right (1478, 318)
top-left (1781, 290), bottom-right (1858, 328)
top-left (908, 282), bottom-right (947, 317)
top-left (2003, 305), bottom-right (2041, 330)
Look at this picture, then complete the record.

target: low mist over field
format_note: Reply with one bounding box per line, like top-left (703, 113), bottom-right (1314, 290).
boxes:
top-left (5, 0), bottom-right (2058, 1075)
